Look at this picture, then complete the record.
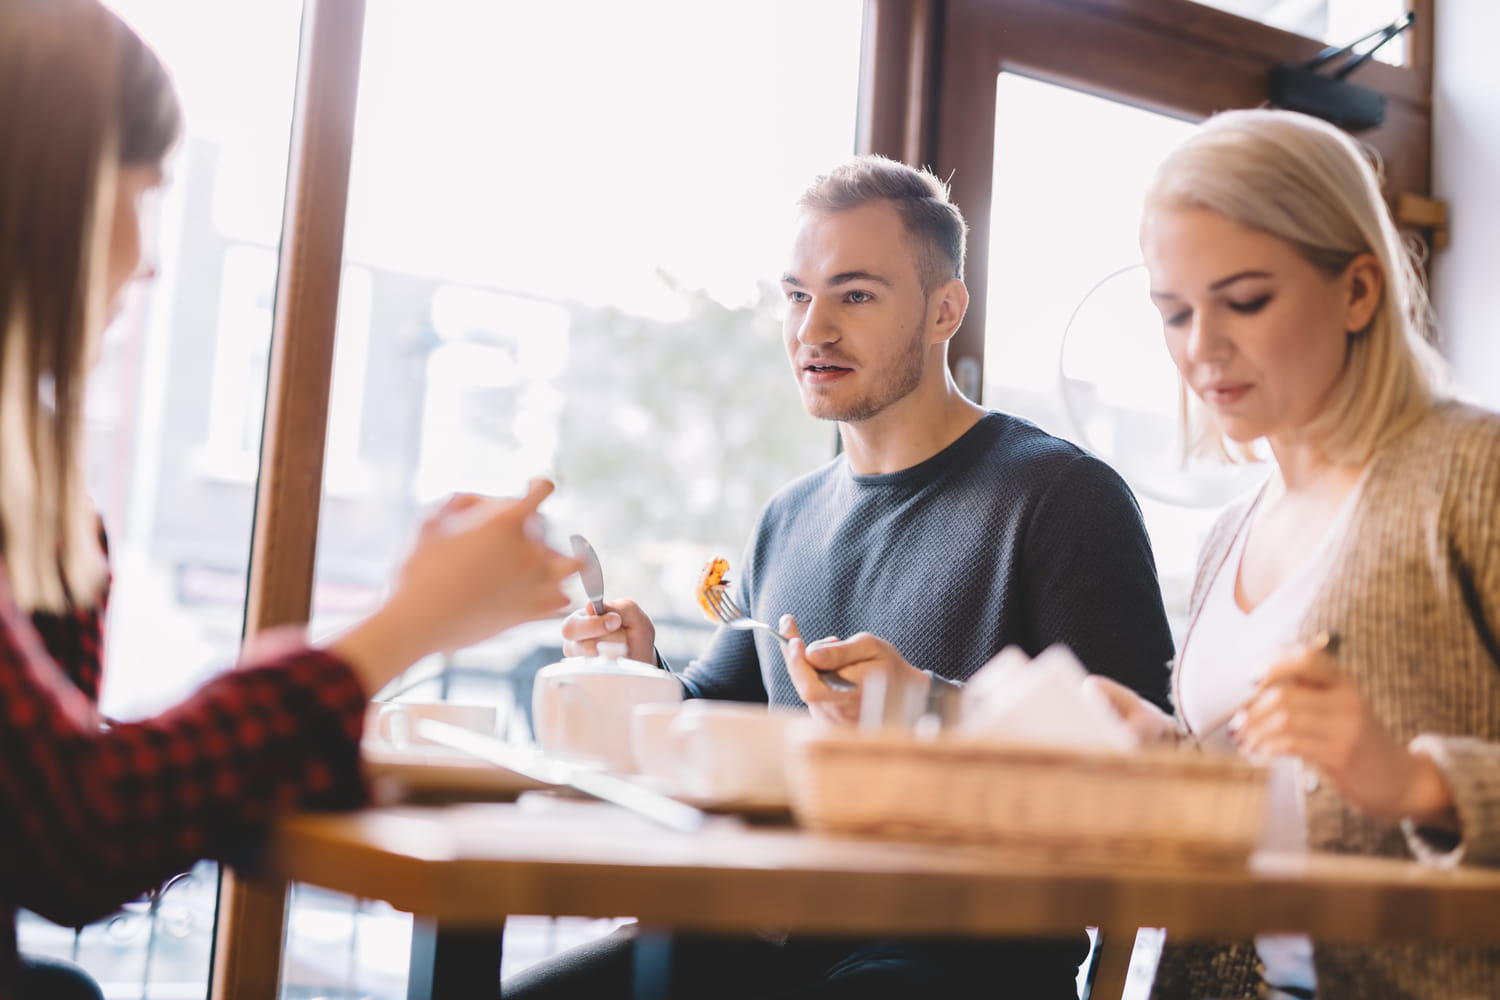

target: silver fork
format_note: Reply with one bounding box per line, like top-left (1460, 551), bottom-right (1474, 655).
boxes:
top-left (702, 586), bottom-right (857, 691)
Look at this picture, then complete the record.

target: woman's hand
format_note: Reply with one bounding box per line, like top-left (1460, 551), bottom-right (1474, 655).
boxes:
top-left (1080, 674), bottom-right (1180, 748)
top-left (1235, 647), bottom-right (1458, 828)
top-left (781, 616), bottom-right (927, 726)
top-left (332, 480), bottom-right (581, 693)
top-left (559, 599), bottom-right (657, 664)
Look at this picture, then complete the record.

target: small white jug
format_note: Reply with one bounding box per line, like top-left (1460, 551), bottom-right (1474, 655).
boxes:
top-left (532, 642), bottom-right (682, 772)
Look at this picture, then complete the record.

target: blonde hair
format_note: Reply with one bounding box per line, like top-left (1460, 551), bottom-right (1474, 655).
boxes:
top-left (1143, 108), bottom-right (1445, 465)
top-left (0, 0), bottom-right (181, 611)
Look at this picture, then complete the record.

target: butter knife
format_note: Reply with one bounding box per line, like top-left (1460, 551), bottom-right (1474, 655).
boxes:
top-left (417, 719), bottom-right (706, 833)
top-left (569, 534), bottom-right (606, 615)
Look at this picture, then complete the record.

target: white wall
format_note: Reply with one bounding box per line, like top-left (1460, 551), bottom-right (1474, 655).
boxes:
top-left (1432, 0), bottom-right (1500, 407)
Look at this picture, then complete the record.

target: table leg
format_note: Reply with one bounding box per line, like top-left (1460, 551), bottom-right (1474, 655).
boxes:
top-left (210, 873), bottom-right (289, 1000)
top-left (409, 917), bottom-right (503, 1000)
top-left (1086, 926), bottom-right (1136, 1000)
top-left (631, 926), bottom-right (673, 1000)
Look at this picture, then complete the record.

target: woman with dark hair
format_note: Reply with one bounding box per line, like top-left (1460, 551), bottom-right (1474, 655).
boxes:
top-left (0, 3), bottom-right (580, 997)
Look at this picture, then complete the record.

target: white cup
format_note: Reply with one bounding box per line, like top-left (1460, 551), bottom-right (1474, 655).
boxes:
top-left (366, 701), bottom-right (499, 751)
top-left (629, 702), bottom-right (689, 788)
top-left (630, 700), bottom-right (802, 802)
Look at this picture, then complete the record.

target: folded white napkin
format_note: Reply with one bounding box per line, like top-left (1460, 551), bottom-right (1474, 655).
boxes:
top-left (955, 645), bottom-right (1139, 752)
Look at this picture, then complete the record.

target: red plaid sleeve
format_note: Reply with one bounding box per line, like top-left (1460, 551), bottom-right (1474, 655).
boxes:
top-left (0, 562), bottom-right (370, 929)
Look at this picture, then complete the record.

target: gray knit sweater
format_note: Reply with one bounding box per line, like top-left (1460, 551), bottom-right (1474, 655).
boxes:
top-left (678, 410), bottom-right (1176, 711)
top-left (1152, 400), bottom-right (1500, 1000)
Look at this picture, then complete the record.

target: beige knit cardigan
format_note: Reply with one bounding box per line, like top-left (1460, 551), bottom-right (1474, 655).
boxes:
top-left (1150, 400), bottom-right (1500, 1000)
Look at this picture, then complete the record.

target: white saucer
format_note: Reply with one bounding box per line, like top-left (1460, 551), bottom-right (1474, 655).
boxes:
top-left (361, 741), bottom-right (552, 803)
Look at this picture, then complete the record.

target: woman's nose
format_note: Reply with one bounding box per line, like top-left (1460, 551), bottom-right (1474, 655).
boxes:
top-left (1184, 312), bottom-right (1225, 364)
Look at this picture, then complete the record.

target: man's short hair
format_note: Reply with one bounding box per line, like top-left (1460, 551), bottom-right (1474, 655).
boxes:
top-left (798, 154), bottom-right (968, 294)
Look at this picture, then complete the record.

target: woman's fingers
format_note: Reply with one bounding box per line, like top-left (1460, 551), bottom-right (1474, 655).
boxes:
top-left (1253, 646), bottom-right (1343, 692)
top-left (1080, 674), bottom-right (1177, 746)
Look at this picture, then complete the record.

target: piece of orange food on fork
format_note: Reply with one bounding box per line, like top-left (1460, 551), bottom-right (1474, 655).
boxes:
top-left (694, 557), bottom-right (731, 622)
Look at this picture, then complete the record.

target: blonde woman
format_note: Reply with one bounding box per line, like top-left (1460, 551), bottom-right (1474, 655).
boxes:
top-left (0, 2), bottom-right (580, 997)
top-left (1089, 108), bottom-right (1500, 999)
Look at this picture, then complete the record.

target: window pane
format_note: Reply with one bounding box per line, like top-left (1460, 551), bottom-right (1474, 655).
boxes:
top-left (984, 74), bottom-right (1265, 640)
top-left (94, 0), bottom-right (303, 714)
top-left (1193, 0), bottom-right (1409, 64)
top-left (291, 3), bottom-right (864, 997)
top-left (14, 1), bottom-right (307, 996)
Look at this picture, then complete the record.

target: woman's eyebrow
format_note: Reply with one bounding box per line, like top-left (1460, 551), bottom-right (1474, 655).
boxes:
top-left (1209, 269), bottom-right (1272, 290)
top-left (1151, 269), bottom-right (1274, 302)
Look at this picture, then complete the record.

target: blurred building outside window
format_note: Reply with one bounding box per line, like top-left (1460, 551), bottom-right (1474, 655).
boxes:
top-left (1193, 0), bottom-right (1410, 63)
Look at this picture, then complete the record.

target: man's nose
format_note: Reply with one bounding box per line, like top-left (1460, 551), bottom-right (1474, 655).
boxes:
top-left (796, 296), bottom-right (836, 345)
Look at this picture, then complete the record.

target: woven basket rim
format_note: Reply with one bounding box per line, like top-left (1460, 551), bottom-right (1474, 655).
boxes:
top-left (792, 728), bottom-right (1266, 782)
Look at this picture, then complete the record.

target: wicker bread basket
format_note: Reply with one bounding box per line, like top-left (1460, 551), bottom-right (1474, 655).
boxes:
top-left (787, 730), bottom-right (1270, 868)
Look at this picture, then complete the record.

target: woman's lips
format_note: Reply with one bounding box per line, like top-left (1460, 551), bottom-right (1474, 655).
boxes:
top-left (1203, 383), bottom-right (1252, 405)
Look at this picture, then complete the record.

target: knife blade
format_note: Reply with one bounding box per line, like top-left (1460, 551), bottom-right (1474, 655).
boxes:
top-left (417, 719), bottom-right (706, 833)
top-left (569, 534), bottom-right (606, 616)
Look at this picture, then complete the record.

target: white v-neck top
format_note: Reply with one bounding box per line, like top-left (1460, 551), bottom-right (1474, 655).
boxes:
top-left (1178, 475), bottom-right (1365, 750)
top-left (1177, 475), bottom-right (1366, 997)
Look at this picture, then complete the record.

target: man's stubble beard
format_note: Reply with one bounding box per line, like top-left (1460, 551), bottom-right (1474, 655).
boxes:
top-left (803, 324), bottom-right (929, 424)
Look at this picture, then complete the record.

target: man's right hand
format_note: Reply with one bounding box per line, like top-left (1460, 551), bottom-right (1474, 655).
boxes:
top-left (560, 599), bottom-right (656, 664)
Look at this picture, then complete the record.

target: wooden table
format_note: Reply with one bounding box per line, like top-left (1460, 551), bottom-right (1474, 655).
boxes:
top-left (249, 794), bottom-right (1500, 1000)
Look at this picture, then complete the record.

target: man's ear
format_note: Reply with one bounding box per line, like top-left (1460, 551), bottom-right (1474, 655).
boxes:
top-left (929, 278), bottom-right (970, 343)
top-left (1343, 253), bottom-right (1383, 335)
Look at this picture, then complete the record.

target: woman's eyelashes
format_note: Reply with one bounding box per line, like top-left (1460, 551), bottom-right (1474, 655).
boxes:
top-left (1161, 293), bottom-right (1273, 328)
top-left (1228, 294), bottom-right (1272, 315)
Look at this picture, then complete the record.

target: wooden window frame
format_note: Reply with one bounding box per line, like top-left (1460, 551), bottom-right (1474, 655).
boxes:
top-left (860, 0), bottom-right (1434, 387)
top-left (210, 0), bottom-right (367, 997)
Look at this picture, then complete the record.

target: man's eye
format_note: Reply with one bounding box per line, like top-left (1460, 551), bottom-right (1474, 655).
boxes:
top-left (786, 290), bottom-right (810, 304)
top-left (1229, 295), bottom-right (1272, 315)
top-left (846, 290), bottom-right (873, 304)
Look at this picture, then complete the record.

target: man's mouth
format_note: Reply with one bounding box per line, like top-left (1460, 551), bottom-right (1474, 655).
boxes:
top-left (802, 362), bottom-right (853, 386)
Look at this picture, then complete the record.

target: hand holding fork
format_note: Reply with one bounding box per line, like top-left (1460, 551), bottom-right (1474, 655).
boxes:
top-left (1226, 631), bottom-right (1455, 826)
top-left (699, 586), bottom-right (857, 691)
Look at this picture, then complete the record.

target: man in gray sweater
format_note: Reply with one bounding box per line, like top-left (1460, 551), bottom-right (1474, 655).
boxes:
top-left (513, 156), bottom-right (1175, 999)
